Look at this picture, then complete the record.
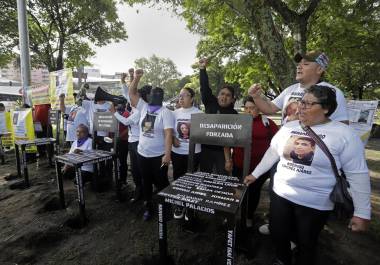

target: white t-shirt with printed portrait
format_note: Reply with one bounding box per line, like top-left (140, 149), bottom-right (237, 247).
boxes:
top-left (137, 105), bottom-right (174, 157)
top-left (172, 106), bottom-right (202, 155)
top-left (66, 105), bottom-right (89, 142)
top-left (270, 120), bottom-right (368, 211)
top-left (272, 82), bottom-right (348, 124)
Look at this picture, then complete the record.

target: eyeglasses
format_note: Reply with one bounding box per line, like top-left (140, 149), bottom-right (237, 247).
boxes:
top-left (298, 100), bottom-right (322, 109)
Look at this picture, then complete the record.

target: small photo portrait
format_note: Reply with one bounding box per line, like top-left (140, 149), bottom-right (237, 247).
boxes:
top-left (358, 110), bottom-right (370, 123)
top-left (283, 97), bottom-right (300, 123)
top-left (283, 135), bottom-right (316, 166)
top-left (177, 122), bottom-right (190, 140)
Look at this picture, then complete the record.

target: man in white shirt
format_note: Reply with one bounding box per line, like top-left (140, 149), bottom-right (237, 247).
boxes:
top-left (249, 51), bottom-right (349, 124)
top-left (249, 51), bottom-right (349, 236)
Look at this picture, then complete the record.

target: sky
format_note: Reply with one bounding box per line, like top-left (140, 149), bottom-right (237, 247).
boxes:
top-left (90, 4), bottom-right (200, 76)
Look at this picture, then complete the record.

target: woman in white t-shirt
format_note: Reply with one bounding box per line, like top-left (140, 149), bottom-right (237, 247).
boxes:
top-left (137, 86), bottom-right (174, 221)
top-left (244, 85), bottom-right (371, 265)
top-left (171, 87), bottom-right (202, 219)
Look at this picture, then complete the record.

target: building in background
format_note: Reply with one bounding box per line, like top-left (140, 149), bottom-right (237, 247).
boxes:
top-left (0, 60), bottom-right (49, 85)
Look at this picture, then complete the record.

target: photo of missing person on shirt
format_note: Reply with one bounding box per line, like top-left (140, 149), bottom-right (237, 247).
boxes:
top-left (283, 135), bottom-right (316, 166)
top-left (177, 122), bottom-right (190, 141)
top-left (283, 97), bottom-right (301, 123)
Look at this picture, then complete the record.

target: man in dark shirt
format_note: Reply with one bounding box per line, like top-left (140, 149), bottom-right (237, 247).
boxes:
top-left (199, 58), bottom-right (237, 174)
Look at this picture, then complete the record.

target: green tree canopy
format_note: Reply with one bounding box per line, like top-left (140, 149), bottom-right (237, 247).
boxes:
top-left (134, 54), bottom-right (182, 99)
top-left (0, 0), bottom-right (127, 71)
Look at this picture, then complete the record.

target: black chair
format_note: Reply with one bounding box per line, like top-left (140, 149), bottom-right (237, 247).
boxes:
top-left (157, 113), bottom-right (253, 265)
top-left (14, 109), bottom-right (61, 187)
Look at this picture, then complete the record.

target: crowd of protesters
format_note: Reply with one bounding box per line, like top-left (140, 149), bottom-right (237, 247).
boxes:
top-left (10, 50), bottom-right (371, 265)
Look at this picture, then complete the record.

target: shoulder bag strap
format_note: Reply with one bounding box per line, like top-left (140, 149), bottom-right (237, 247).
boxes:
top-left (300, 122), bottom-right (341, 181)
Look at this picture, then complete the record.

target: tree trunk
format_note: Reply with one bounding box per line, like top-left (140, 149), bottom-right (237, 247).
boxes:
top-left (248, 2), bottom-right (296, 89)
top-left (56, 39), bottom-right (64, 71)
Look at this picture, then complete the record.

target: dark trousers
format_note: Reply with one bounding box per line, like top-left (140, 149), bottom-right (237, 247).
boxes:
top-left (36, 124), bottom-right (53, 157)
top-left (95, 136), bottom-right (113, 190)
top-left (233, 166), bottom-right (270, 219)
top-left (171, 151), bottom-right (201, 180)
top-left (269, 191), bottom-right (330, 265)
top-left (128, 141), bottom-right (142, 190)
top-left (138, 154), bottom-right (169, 206)
top-left (200, 146), bottom-right (227, 175)
top-left (117, 139), bottom-right (129, 183)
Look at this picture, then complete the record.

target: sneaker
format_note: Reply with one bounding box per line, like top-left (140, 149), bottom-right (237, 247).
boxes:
top-left (246, 218), bottom-right (253, 228)
top-left (130, 188), bottom-right (142, 203)
top-left (272, 258), bottom-right (285, 265)
top-left (258, 223), bottom-right (270, 235)
top-left (290, 241), bottom-right (297, 250)
top-left (143, 210), bottom-right (152, 221)
top-left (173, 207), bottom-right (185, 219)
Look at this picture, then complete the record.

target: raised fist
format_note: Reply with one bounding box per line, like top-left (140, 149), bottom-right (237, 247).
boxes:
top-left (128, 68), bottom-right (134, 75)
top-left (121, 73), bottom-right (127, 83)
top-left (248, 83), bottom-right (262, 99)
top-left (135, 69), bottom-right (144, 78)
top-left (199, 58), bottom-right (208, 69)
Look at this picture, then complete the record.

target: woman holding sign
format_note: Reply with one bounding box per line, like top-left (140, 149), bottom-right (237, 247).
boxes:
top-left (244, 85), bottom-right (371, 265)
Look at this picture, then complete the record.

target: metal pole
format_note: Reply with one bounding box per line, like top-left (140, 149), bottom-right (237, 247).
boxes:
top-left (16, 0), bottom-right (31, 105)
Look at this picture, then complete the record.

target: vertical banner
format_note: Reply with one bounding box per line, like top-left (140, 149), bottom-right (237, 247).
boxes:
top-left (0, 112), bottom-right (14, 147)
top-left (49, 69), bottom-right (75, 109)
top-left (347, 100), bottom-right (379, 145)
top-left (31, 84), bottom-right (50, 105)
top-left (12, 109), bottom-right (37, 153)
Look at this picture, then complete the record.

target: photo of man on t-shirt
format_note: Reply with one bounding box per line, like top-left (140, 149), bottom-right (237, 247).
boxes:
top-left (284, 135), bottom-right (316, 166)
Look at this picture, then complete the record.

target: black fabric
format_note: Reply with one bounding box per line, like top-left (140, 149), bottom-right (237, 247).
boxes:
top-left (128, 141), bottom-right (142, 190)
top-left (137, 154), bottom-right (169, 203)
top-left (147, 87), bottom-right (164, 106)
top-left (171, 152), bottom-right (200, 180)
top-left (199, 69), bottom-right (237, 115)
top-left (200, 146), bottom-right (228, 175)
top-left (269, 192), bottom-right (330, 265)
top-left (233, 166), bottom-right (270, 219)
top-left (117, 139), bottom-right (129, 183)
top-left (94, 136), bottom-right (113, 191)
top-left (199, 68), bottom-right (238, 154)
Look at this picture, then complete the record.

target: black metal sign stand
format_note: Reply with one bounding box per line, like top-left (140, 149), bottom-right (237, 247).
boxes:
top-left (14, 110), bottom-right (61, 187)
top-left (157, 113), bottom-right (253, 265)
top-left (15, 138), bottom-right (56, 187)
top-left (158, 172), bottom-right (246, 265)
top-left (55, 149), bottom-right (118, 226)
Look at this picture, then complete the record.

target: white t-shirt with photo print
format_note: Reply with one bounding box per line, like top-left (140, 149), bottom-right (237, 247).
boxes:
top-left (172, 106), bottom-right (202, 155)
top-left (137, 105), bottom-right (174, 157)
top-left (270, 120), bottom-right (368, 211)
top-left (272, 82), bottom-right (348, 124)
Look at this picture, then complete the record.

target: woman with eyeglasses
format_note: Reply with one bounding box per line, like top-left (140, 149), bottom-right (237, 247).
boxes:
top-left (244, 85), bottom-right (371, 265)
top-left (171, 87), bottom-right (202, 220)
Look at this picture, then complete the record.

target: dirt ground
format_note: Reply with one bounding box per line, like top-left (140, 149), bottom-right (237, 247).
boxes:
top-left (0, 139), bottom-right (380, 265)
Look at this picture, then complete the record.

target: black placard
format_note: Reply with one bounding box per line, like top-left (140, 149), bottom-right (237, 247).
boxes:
top-left (189, 113), bottom-right (252, 147)
top-left (93, 112), bottom-right (117, 132)
top-left (158, 171), bottom-right (247, 215)
top-left (49, 111), bottom-right (58, 125)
